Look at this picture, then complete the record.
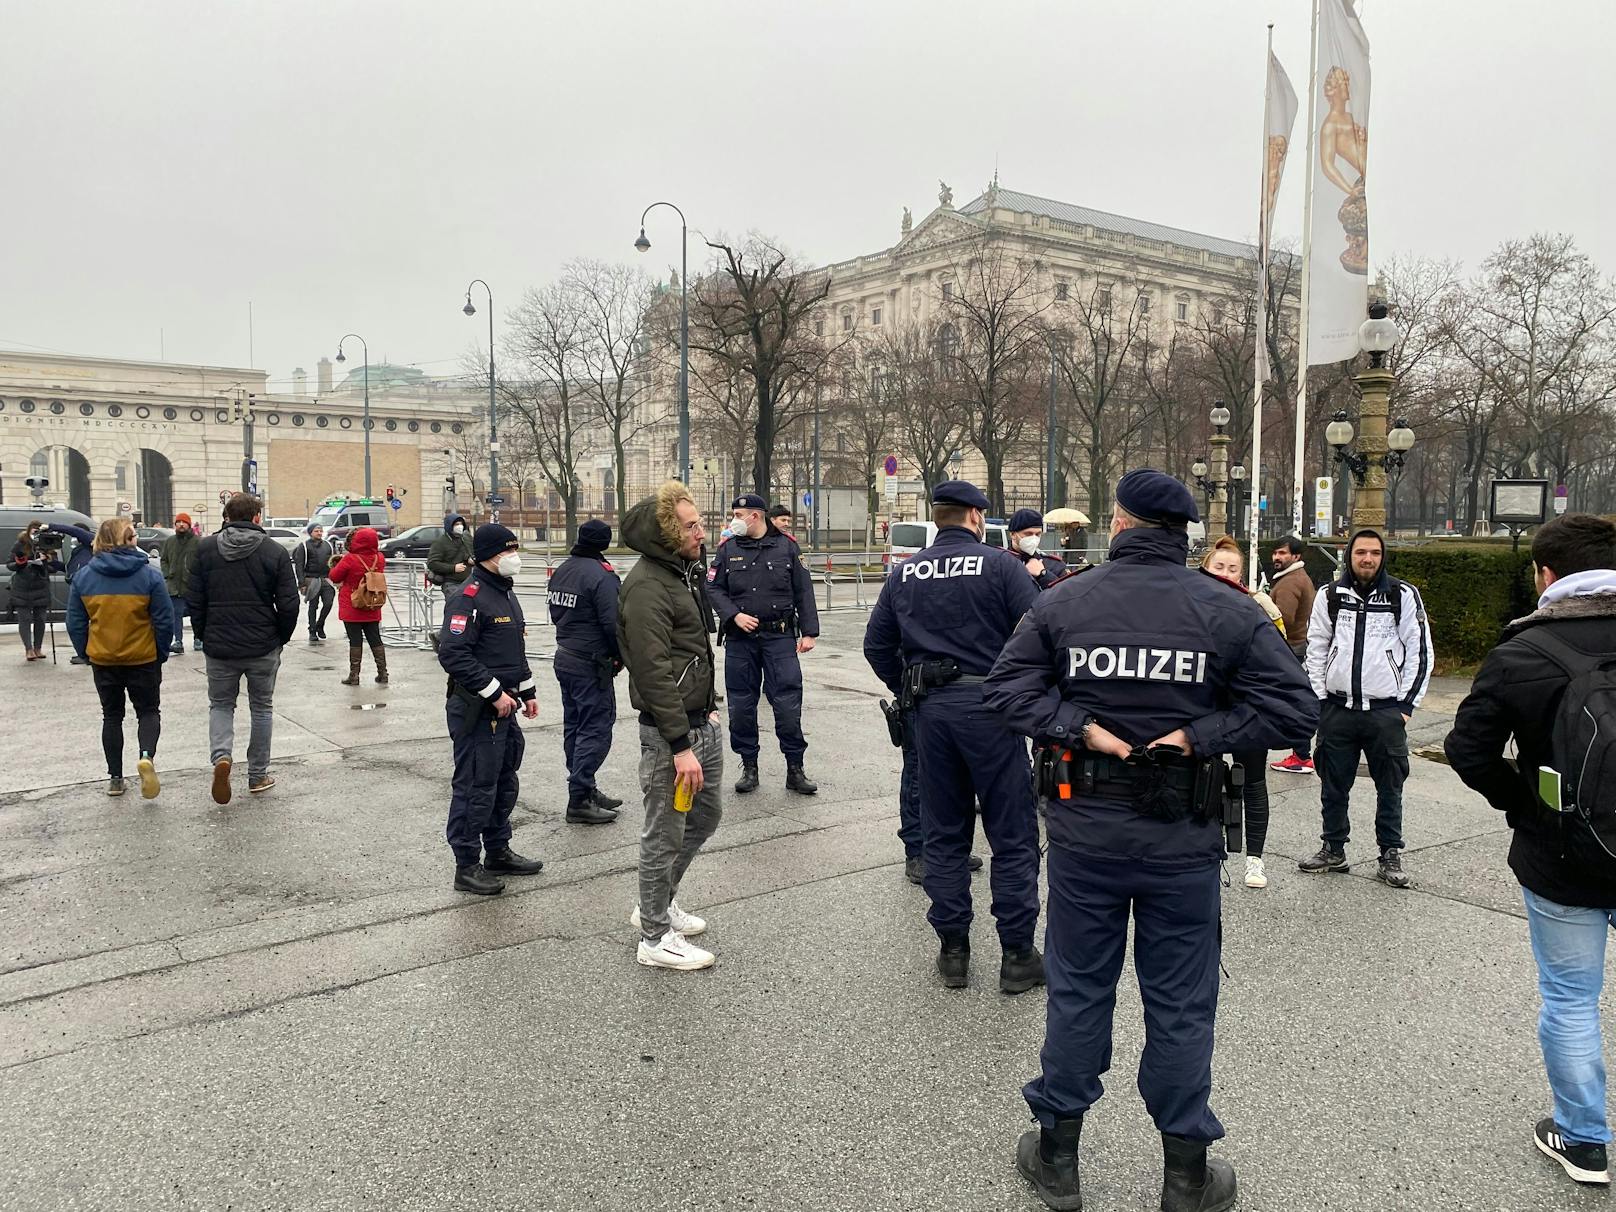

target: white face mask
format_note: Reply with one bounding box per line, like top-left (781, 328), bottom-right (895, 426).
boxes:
top-left (454, 524), bottom-right (466, 535)
top-left (497, 553), bottom-right (521, 578)
top-left (730, 515), bottom-right (750, 537)
top-left (1017, 535), bottom-right (1040, 555)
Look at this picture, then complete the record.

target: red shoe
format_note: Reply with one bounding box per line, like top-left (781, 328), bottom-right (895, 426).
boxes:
top-left (1271, 754), bottom-right (1314, 775)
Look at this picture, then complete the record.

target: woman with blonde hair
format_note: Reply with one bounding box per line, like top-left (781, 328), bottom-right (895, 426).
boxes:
top-left (1200, 536), bottom-right (1284, 889)
top-left (66, 518), bottom-right (174, 797)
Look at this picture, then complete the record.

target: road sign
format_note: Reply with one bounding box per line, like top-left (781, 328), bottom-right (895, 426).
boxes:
top-left (390, 498), bottom-right (402, 511)
top-left (801, 491), bottom-right (812, 508)
top-left (1554, 483), bottom-right (1569, 515)
top-left (1313, 477), bottom-right (1333, 535)
top-left (885, 476), bottom-right (898, 501)
top-left (1259, 495), bottom-right (1268, 512)
top-left (485, 494), bottom-right (506, 505)
top-left (116, 500), bottom-right (133, 516)
top-left (883, 455), bottom-right (899, 476)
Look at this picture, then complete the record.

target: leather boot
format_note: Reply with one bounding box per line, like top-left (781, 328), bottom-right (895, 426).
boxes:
top-left (785, 764), bottom-right (818, 795)
top-left (341, 646), bottom-right (362, 685)
top-left (371, 642), bottom-right (389, 684)
top-left (453, 863), bottom-right (505, 896)
top-left (735, 762), bottom-right (759, 794)
top-left (483, 846), bottom-right (544, 876)
top-left (1016, 1117), bottom-right (1083, 1211)
top-left (1000, 944), bottom-right (1046, 995)
top-left (937, 934), bottom-right (970, 988)
top-left (566, 791), bottom-right (617, 825)
top-left (1160, 1134), bottom-right (1237, 1212)
top-left (591, 789), bottom-right (625, 811)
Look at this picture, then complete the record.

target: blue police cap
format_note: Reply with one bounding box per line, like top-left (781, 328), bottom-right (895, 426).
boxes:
top-left (731, 493), bottom-right (767, 512)
top-left (931, 480), bottom-right (990, 510)
top-left (1115, 469), bottom-right (1200, 526)
top-left (1007, 508), bottom-right (1044, 533)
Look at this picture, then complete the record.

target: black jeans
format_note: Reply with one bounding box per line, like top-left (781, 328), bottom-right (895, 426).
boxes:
top-left (92, 661), bottom-right (162, 777)
top-left (1231, 749), bottom-right (1271, 858)
top-left (344, 621), bottom-right (382, 646)
top-left (1316, 701), bottom-right (1408, 852)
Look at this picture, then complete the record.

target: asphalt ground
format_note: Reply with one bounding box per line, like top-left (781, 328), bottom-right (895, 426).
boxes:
top-left (0, 611), bottom-right (1610, 1211)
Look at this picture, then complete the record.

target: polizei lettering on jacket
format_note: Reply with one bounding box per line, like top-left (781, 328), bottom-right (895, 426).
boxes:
top-left (547, 590), bottom-right (578, 609)
top-left (1066, 646), bottom-right (1209, 684)
top-left (900, 554), bottom-right (985, 582)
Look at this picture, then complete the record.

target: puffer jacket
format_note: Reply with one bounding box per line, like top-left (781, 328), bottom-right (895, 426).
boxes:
top-left (1306, 569), bottom-right (1434, 713)
top-left (188, 522), bottom-right (300, 659)
top-left (328, 527), bottom-right (386, 624)
top-left (67, 545), bottom-right (173, 666)
top-left (617, 495), bottom-right (717, 754)
top-left (9, 537), bottom-right (61, 608)
top-left (427, 515), bottom-right (475, 585)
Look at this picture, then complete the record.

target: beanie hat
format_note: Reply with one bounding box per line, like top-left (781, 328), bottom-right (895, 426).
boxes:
top-left (473, 523), bottom-right (519, 563)
top-left (577, 519), bottom-right (612, 551)
top-left (174, 512), bottom-right (192, 526)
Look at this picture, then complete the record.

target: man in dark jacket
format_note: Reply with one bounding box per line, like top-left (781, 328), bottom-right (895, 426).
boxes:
top-left (1446, 513), bottom-right (1616, 1188)
top-left (189, 493), bottom-right (299, 805)
top-left (619, 481), bottom-right (721, 972)
top-left (160, 513), bottom-right (201, 654)
top-left (427, 515), bottom-right (475, 587)
top-left (1008, 508), bottom-right (1067, 590)
top-left (291, 524), bottom-right (336, 641)
top-left (548, 518), bottom-right (623, 825)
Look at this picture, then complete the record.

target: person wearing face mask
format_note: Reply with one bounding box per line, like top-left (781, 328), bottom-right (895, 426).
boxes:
top-left (427, 514), bottom-right (475, 588)
top-left (1008, 509), bottom-right (1067, 590)
top-left (707, 492), bottom-right (820, 796)
top-left (436, 523), bottom-right (543, 896)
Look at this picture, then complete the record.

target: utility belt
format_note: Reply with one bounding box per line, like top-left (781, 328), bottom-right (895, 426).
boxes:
top-left (446, 678), bottom-right (513, 740)
top-left (1034, 745), bottom-right (1246, 852)
top-left (737, 614), bottom-right (796, 636)
top-left (899, 658), bottom-right (985, 709)
top-left (557, 644), bottom-right (618, 689)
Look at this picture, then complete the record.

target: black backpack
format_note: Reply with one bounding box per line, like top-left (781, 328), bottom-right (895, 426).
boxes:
top-left (1326, 578), bottom-right (1405, 628)
top-left (1519, 627), bottom-right (1616, 859)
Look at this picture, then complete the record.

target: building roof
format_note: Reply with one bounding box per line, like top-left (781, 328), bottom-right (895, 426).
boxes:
top-left (958, 187), bottom-right (1256, 261)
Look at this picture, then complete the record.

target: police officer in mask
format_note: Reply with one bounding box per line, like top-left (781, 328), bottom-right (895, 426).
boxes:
top-left (984, 470), bottom-right (1316, 1212)
top-left (864, 480), bottom-right (1044, 994)
top-left (548, 518), bottom-right (624, 825)
top-left (707, 493), bottom-right (820, 795)
top-left (437, 524), bottom-right (544, 896)
top-left (1008, 509), bottom-right (1067, 590)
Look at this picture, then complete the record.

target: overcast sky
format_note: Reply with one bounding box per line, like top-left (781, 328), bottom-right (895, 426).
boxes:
top-left (4, 0), bottom-right (1611, 390)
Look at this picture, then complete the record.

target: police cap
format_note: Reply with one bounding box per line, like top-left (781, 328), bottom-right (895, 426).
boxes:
top-left (931, 480), bottom-right (990, 510)
top-left (1007, 508), bottom-right (1043, 533)
top-left (731, 493), bottom-right (767, 512)
top-left (1115, 469), bottom-right (1200, 526)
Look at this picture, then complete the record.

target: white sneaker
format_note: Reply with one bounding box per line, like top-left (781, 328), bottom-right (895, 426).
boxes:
top-left (631, 901), bottom-right (708, 937)
top-left (1245, 856), bottom-right (1268, 889)
top-left (636, 930), bottom-right (715, 971)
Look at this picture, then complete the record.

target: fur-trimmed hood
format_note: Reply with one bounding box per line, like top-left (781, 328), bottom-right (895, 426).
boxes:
top-left (1507, 589), bottom-right (1616, 636)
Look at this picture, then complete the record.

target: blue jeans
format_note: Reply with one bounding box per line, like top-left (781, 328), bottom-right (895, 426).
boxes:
top-left (1523, 888), bottom-right (1616, 1145)
top-left (171, 597), bottom-right (188, 647)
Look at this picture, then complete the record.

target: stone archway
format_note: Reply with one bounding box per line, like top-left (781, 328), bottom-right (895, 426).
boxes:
top-left (27, 444), bottom-right (92, 514)
top-left (138, 449), bottom-right (173, 522)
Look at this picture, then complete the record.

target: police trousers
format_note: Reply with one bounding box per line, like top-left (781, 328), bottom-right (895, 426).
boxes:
top-left (724, 630), bottom-right (805, 763)
top-left (555, 649), bottom-right (615, 798)
top-left (444, 699), bottom-right (525, 865)
top-left (913, 682), bottom-right (1039, 949)
top-left (897, 709), bottom-right (923, 859)
top-left (1026, 847), bottom-right (1224, 1142)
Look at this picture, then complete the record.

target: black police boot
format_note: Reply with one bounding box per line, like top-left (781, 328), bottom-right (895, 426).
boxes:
top-left (937, 934), bottom-right (970, 988)
top-left (735, 763), bottom-right (760, 794)
top-left (483, 847), bottom-right (544, 876)
top-left (1016, 1117), bottom-right (1083, 1211)
top-left (1160, 1134), bottom-right (1237, 1212)
top-left (454, 863), bottom-right (505, 896)
top-left (904, 856), bottom-right (927, 885)
top-left (1001, 944), bottom-right (1046, 995)
top-left (565, 791), bottom-right (617, 825)
top-left (591, 789), bottom-right (625, 811)
top-left (785, 764), bottom-right (817, 795)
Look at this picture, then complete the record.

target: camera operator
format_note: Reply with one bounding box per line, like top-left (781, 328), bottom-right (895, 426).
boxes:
top-left (10, 520), bottom-right (64, 662)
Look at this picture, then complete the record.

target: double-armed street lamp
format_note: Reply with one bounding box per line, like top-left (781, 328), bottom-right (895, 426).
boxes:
top-left (1190, 402), bottom-right (1244, 535)
top-left (334, 333), bottom-right (371, 496)
top-left (635, 202), bottom-right (691, 483)
top-left (1326, 301), bottom-right (1417, 531)
top-left (462, 280), bottom-right (499, 520)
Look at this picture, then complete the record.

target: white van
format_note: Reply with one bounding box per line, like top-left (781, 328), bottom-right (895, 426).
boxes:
top-left (888, 520), bottom-right (1010, 563)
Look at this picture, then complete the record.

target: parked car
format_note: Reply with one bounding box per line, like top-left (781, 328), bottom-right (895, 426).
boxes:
top-left (1, 504), bottom-right (95, 623)
top-left (264, 527), bottom-right (303, 552)
top-left (379, 524), bottom-right (445, 560)
top-left (267, 516), bottom-right (308, 534)
top-left (134, 526), bottom-right (175, 555)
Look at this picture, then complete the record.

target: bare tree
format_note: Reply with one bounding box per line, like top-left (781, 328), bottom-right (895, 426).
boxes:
top-left (829, 338), bottom-right (899, 544)
top-left (687, 348), bottom-right (757, 499)
top-left (1054, 279), bottom-right (1152, 519)
top-left (881, 319), bottom-right (966, 499)
top-left (567, 258), bottom-right (658, 519)
top-left (503, 282), bottom-right (594, 544)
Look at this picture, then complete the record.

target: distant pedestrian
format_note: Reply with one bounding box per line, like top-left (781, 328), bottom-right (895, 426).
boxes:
top-left (10, 519), bottom-right (63, 662)
top-left (427, 514), bottom-right (475, 588)
top-left (328, 526), bottom-right (389, 685)
top-left (67, 519), bottom-right (173, 798)
top-left (291, 523), bottom-right (336, 642)
top-left (189, 493), bottom-right (300, 804)
top-left (159, 513), bottom-right (201, 654)
top-left (768, 503), bottom-right (795, 539)
top-left (548, 518), bottom-right (624, 825)
top-left (1446, 513), bottom-right (1616, 1188)
top-left (1268, 535), bottom-right (1318, 775)
top-left (1300, 528), bottom-right (1433, 887)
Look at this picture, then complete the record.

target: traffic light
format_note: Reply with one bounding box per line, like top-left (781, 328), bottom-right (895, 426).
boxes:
top-left (385, 484), bottom-right (395, 502)
top-left (445, 474), bottom-right (456, 493)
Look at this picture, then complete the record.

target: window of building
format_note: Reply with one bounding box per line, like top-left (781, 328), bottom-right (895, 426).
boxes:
top-left (1213, 305), bottom-right (1226, 327)
top-left (841, 312), bottom-right (852, 331)
top-left (871, 307), bottom-right (882, 326)
top-left (115, 463), bottom-right (127, 491)
top-left (1138, 292), bottom-right (1152, 314)
top-left (1055, 281), bottom-right (1069, 302)
top-left (941, 280), bottom-right (954, 300)
top-left (1175, 300), bottom-right (1188, 322)
top-left (1097, 286), bottom-right (1112, 310)
top-left (814, 319), bottom-right (824, 338)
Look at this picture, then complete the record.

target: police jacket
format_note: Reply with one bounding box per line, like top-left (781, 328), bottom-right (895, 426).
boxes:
top-left (1306, 569), bottom-right (1433, 713)
top-left (437, 566), bottom-right (537, 704)
top-left (983, 527), bottom-right (1317, 867)
top-left (1013, 547), bottom-right (1067, 590)
top-left (707, 525), bottom-right (820, 639)
top-left (864, 525), bottom-right (1040, 692)
top-left (548, 547), bottom-right (621, 662)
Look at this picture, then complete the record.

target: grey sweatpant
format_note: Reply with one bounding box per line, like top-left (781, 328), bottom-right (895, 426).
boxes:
top-left (637, 719), bottom-right (723, 943)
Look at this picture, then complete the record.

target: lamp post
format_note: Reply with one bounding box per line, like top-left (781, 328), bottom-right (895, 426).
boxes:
top-left (1208, 401), bottom-right (1232, 535)
top-left (462, 280), bottom-right (499, 521)
top-left (1326, 301), bottom-right (1413, 531)
top-left (635, 202), bottom-right (690, 484)
top-left (334, 334), bottom-right (371, 496)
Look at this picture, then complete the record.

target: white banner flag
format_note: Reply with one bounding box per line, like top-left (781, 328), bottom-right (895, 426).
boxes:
top-left (1257, 48), bottom-right (1299, 386)
top-left (1305, 0), bottom-right (1371, 366)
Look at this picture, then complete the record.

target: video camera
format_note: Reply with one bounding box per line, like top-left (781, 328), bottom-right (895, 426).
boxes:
top-left (33, 529), bottom-right (66, 550)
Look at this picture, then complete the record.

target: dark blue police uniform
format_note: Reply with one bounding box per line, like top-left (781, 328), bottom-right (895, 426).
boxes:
top-left (1008, 508), bottom-right (1068, 591)
top-left (708, 495), bottom-right (820, 785)
top-left (548, 522), bottom-right (623, 820)
top-left (983, 469), bottom-right (1317, 1210)
top-left (864, 480), bottom-right (1043, 987)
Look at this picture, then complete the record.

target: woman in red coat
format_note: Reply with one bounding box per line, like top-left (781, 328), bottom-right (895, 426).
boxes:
top-left (327, 527), bottom-right (388, 685)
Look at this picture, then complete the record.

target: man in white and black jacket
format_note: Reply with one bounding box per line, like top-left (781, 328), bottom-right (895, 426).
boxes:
top-left (1300, 528), bottom-right (1433, 887)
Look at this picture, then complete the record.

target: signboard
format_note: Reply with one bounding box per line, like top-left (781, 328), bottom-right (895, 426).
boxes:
top-left (883, 454), bottom-right (899, 477)
top-left (116, 500), bottom-right (133, 516)
top-left (485, 494), bottom-right (506, 506)
top-left (801, 491), bottom-right (813, 508)
top-left (884, 476), bottom-right (898, 501)
top-left (1313, 476), bottom-right (1332, 534)
top-left (1554, 483), bottom-right (1569, 515)
top-left (1259, 494), bottom-right (1268, 512)
top-left (1489, 479), bottom-right (1549, 526)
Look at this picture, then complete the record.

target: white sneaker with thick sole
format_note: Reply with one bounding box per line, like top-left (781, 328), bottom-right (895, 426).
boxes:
top-left (630, 900), bottom-right (708, 937)
top-left (636, 930), bottom-right (715, 971)
top-left (1245, 856), bottom-right (1268, 889)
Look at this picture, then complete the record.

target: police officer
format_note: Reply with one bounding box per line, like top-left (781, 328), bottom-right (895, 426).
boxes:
top-left (708, 493), bottom-right (821, 795)
top-left (864, 480), bottom-right (1043, 994)
top-left (983, 470), bottom-right (1316, 1212)
top-left (1007, 508), bottom-right (1067, 590)
top-left (437, 523), bottom-right (545, 896)
top-left (548, 518), bottom-right (623, 826)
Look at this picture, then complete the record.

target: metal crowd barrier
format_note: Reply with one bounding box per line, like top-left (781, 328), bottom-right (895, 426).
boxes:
top-left (378, 558), bottom-right (443, 650)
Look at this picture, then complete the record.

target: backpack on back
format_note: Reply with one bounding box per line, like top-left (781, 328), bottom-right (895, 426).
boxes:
top-left (351, 557), bottom-right (388, 610)
top-left (1520, 627), bottom-right (1616, 859)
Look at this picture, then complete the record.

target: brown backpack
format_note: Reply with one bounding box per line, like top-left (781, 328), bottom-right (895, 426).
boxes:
top-left (350, 557), bottom-right (388, 610)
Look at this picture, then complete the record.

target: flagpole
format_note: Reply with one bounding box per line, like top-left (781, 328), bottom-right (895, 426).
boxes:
top-left (1250, 22), bottom-right (1275, 584)
top-left (1293, 0), bottom-right (1321, 540)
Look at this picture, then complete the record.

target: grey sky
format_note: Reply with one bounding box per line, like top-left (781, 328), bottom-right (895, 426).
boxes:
top-left (5, 0), bottom-right (1611, 389)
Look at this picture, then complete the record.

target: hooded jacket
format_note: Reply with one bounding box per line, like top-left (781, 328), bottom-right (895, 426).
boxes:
top-left (427, 516), bottom-right (475, 585)
top-left (66, 545), bottom-right (173, 666)
top-left (1447, 571), bottom-right (1616, 908)
top-left (1306, 563), bottom-right (1433, 714)
top-left (9, 531), bottom-right (63, 607)
top-left (159, 528), bottom-right (200, 600)
top-left (328, 527), bottom-right (386, 624)
top-left (617, 492), bottom-right (717, 753)
top-left (188, 521), bottom-right (300, 659)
